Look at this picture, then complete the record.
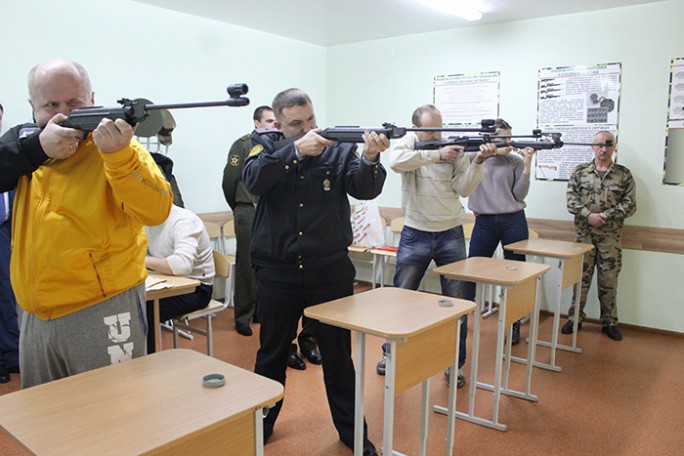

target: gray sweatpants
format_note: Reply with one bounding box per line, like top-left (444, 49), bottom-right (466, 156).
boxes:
top-left (19, 283), bottom-right (147, 389)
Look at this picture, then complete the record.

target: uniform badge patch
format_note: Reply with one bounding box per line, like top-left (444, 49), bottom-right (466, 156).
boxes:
top-left (249, 144), bottom-right (264, 157)
top-left (229, 155), bottom-right (240, 166)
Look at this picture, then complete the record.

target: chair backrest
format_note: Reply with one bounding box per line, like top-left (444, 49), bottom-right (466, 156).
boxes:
top-left (212, 249), bottom-right (231, 279)
top-left (222, 219), bottom-right (235, 238)
top-left (388, 216), bottom-right (404, 246)
top-left (204, 221), bottom-right (221, 239)
top-left (462, 222), bottom-right (475, 240)
top-left (390, 216), bottom-right (404, 233)
top-left (528, 228), bottom-right (539, 239)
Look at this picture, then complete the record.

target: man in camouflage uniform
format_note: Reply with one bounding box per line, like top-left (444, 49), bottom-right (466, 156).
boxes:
top-left (563, 131), bottom-right (636, 341)
top-left (222, 105), bottom-right (275, 337)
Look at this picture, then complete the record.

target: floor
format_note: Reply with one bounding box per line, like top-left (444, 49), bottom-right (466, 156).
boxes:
top-left (1, 284), bottom-right (683, 455)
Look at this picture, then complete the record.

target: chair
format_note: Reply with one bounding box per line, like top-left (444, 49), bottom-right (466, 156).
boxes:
top-left (221, 219), bottom-right (236, 254)
top-left (171, 250), bottom-right (230, 357)
top-left (218, 219), bottom-right (236, 307)
top-left (203, 221), bottom-right (223, 253)
top-left (462, 222), bottom-right (474, 240)
top-left (370, 216), bottom-right (403, 288)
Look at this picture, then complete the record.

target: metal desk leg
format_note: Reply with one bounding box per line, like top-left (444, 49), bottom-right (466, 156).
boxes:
top-left (420, 380), bottom-right (429, 456)
top-left (482, 283), bottom-right (499, 319)
top-left (255, 407), bottom-right (266, 456)
top-left (371, 256), bottom-right (378, 290)
top-left (354, 332), bottom-right (366, 456)
top-left (383, 340), bottom-right (398, 456)
top-left (432, 313), bottom-right (463, 454)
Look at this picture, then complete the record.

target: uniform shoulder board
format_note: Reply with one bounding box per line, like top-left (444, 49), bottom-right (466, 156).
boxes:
top-left (240, 133), bottom-right (251, 141)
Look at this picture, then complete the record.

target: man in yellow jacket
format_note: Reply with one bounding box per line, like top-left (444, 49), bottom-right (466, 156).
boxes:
top-left (0, 59), bottom-right (172, 388)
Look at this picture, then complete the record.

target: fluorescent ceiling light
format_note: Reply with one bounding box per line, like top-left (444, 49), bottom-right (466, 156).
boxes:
top-left (414, 0), bottom-right (483, 21)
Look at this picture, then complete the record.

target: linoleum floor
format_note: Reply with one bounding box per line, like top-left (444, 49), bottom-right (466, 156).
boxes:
top-left (1, 283), bottom-right (683, 455)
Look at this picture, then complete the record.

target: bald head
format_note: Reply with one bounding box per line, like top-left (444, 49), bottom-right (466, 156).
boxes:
top-left (28, 59), bottom-right (94, 128)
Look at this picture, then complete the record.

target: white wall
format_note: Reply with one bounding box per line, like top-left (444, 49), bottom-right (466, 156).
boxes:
top-left (2, 0), bottom-right (682, 332)
top-left (328, 0), bottom-right (684, 332)
top-left (0, 0), bottom-right (327, 214)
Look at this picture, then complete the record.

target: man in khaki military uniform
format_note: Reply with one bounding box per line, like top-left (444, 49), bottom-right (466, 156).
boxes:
top-left (563, 131), bottom-right (636, 341)
top-left (222, 106), bottom-right (275, 337)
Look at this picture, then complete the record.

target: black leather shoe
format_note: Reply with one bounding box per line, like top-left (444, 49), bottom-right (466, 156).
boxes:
top-left (561, 320), bottom-right (582, 334)
top-left (236, 323), bottom-right (253, 337)
top-left (363, 440), bottom-right (378, 456)
top-left (343, 439), bottom-right (378, 456)
top-left (602, 324), bottom-right (623, 341)
top-left (0, 365), bottom-right (10, 384)
top-left (511, 320), bottom-right (521, 346)
top-left (302, 347), bottom-right (322, 365)
top-left (287, 351), bottom-right (306, 370)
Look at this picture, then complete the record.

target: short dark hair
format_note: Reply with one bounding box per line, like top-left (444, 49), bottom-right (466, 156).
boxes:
top-left (272, 88), bottom-right (311, 120)
top-left (411, 105), bottom-right (440, 127)
top-left (0, 102), bottom-right (3, 113)
top-left (494, 118), bottom-right (512, 133)
top-left (253, 105), bottom-right (273, 122)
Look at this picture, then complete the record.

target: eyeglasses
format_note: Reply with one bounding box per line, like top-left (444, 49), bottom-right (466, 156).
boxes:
top-left (592, 142), bottom-right (614, 148)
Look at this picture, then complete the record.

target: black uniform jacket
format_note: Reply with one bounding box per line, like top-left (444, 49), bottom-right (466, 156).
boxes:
top-left (0, 124), bottom-right (45, 192)
top-left (243, 129), bottom-right (386, 269)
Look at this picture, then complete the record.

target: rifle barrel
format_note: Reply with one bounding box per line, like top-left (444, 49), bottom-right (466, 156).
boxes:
top-left (147, 99), bottom-right (249, 110)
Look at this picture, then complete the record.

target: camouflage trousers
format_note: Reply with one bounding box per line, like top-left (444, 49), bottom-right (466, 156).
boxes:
top-left (569, 231), bottom-right (622, 325)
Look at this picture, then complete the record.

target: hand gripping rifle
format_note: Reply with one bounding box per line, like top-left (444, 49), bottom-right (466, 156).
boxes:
top-left (415, 130), bottom-right (565, 151)
top-left (62, 83), bottom-right (250, 132)
top-left (317, 119), bottom-right (496, 142)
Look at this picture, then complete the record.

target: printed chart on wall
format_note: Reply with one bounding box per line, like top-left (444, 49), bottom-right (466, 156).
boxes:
top-left (536, 63), bottom-right (621, 180)
top-left (433, 71), bottom-right (499, 126)
top-left (664, 57), bottom-right (684, 185)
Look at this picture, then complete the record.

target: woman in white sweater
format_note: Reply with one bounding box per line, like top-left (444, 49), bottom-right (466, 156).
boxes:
top-left (144, 204), bottom-right (215, 353)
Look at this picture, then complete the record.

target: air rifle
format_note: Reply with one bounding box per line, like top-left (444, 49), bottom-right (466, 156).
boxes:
top-left (316, 119), bottom-right (496, 142)
top-left (62, 83), bottom-right (250, 132)
top-left (415, 130), bottom-right (565, 151)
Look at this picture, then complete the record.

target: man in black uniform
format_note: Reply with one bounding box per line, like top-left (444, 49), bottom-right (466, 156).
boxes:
top-left (243, 88), bottom-right (389, 455)
top-left (222, 105), bottom-right (275, 337)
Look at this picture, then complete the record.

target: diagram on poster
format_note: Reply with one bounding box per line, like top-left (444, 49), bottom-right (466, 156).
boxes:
top-left (537, 63), bottom-right (621, 180)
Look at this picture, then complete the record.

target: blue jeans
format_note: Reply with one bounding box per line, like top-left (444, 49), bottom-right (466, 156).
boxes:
top-left (465, 211), bottom-right (528, 301)
top-left (393, 225), bottom-right (468, 368)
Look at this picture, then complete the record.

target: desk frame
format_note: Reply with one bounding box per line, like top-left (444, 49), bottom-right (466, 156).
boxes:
top-left (305, 288), bottom-right (474, 456)
top-left (147, 275), bottom-right (200, 353)
top-left (504, 240), bottom-right (594, 372)
top-left (432, 258), bottom-right (550, 431)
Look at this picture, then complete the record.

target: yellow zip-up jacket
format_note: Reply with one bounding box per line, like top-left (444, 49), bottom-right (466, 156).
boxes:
top-left (10, 136), bottom-right (173, 320)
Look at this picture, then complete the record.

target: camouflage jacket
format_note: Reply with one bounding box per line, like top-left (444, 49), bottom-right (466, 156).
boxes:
top-left (566, 160), bottom-right (636, 235)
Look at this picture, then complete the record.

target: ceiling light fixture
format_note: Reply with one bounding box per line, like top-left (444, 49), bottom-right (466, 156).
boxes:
top-left (414, 0), bottom-right (483, 21)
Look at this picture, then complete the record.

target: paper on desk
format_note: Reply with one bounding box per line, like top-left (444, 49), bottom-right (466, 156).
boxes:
top-left (145, 275), bottom-right (172, 291)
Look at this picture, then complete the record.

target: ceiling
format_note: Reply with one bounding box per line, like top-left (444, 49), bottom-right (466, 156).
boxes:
top-left (134, 0), bottom-right (666, 46)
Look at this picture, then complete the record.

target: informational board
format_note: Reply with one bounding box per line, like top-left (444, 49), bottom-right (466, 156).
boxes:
top-left (663, 57), bottom-right (684, 185)
top-left (536, 63), bottom-right (621, 180)
top-left (433, 71), bottom-right (499, 126)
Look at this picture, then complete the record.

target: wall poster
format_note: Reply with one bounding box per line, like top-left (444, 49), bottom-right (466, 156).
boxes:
top-left (433, 71), bottom-right (500, 126)
top-left (536, 63), bottom-right (622, 180)
top-left (663, 57), bottom-right (684, 185)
